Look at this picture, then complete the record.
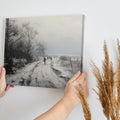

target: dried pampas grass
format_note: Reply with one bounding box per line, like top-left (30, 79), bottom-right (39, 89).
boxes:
top-left (76, 84), bottom-right (91, 120)
top-left (91, 40), bottom-right (120, 120)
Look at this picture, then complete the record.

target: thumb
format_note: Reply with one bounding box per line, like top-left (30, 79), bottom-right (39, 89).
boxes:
top-left (70, 71), bottom-right (81, 82)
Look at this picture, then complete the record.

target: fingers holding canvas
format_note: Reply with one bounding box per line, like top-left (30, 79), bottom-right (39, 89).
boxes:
top-left (77, 72), bottom-right (87, 82)
top-left (70, 71), bottom-right (81, 82)
top-left (0, 67), bottom-right (7, 97)
top-left (0, 67), bottom-right (6, 80)
top-left (5, 85), bottom-right (10, 91)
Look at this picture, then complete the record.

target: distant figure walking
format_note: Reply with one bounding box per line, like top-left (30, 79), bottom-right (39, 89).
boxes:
top-left (44, 57), bottom-right (46, 64)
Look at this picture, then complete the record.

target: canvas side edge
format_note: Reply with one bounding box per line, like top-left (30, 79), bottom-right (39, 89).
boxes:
top-left (0, 17), bottom-right (6, 67)
top-left (81, 15), bottom-right (85, 73)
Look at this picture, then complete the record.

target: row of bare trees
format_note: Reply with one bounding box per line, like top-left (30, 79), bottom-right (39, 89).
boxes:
top-left (5, 19), bottom-right (45, 74)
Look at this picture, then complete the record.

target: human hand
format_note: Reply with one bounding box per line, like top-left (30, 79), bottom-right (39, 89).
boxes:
top-left (64, 71), bottom-right (89, 107)
top-left (35, 71), bottom-right (89, 120)
top-left (0, 67), bottom-right (14, 97)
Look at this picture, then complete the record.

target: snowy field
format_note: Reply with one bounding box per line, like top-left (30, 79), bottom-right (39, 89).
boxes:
top-left (6, 56), bottom-right (81, 88)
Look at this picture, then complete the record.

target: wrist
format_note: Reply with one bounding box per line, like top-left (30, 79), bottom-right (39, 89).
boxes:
top-left (62, 94), bottom-right (80, 108)
top-left (57, 96), bottom-right (76, 117)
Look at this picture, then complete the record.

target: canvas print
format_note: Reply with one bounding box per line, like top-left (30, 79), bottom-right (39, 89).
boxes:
top-left (4, 15), bottom-right (84, 88)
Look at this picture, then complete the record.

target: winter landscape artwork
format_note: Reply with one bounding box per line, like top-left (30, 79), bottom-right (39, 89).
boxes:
top-left (4, 15), bottom-right (84, 88)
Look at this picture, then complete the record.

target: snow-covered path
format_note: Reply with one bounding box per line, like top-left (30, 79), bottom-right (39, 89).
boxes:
top-left (6, 61), bottom-right (69, 88)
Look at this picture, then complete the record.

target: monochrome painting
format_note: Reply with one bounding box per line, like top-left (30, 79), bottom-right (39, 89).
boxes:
top-left (4, 15), bottom-right (84, 88)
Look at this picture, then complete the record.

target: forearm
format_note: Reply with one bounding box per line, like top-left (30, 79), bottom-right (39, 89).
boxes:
top-left (35, 96), bottom-right (76, 120)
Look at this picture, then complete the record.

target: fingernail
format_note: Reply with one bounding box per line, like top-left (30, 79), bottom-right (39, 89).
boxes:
top-left (76, 71), bottom-right (80, 75)
top-left (10, 85), bottom-right (14, 88)
top-left (2, 67), bottom-right (5, 71)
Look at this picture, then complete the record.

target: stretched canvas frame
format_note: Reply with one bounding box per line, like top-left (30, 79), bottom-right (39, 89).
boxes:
top-left (4, 15), bottom-right (84, 88)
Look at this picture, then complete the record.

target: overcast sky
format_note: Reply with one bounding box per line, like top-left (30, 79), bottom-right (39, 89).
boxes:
top-left (10, 15), bottom-right (84, 56)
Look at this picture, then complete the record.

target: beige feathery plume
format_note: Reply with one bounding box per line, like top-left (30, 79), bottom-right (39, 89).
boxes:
top-left (91, 40), bottom-right (120, 120)
top-left (116, 40), bottom-right (120, 119)
top-left (117, 40), bottom-right (120, 103)
top-left (76, 84), bottom-right (91, 120)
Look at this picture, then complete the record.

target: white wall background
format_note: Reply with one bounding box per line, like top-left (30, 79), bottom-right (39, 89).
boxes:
top-left (0, 0), bottom-right (120, 120)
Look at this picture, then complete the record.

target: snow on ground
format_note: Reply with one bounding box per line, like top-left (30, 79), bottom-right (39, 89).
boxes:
top-left (6, 56), bottom-right (81, 88)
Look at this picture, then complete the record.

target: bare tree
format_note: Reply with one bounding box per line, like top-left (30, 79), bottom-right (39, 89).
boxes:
top-left (5, 19), bottom-right (24, 73)
top-left (5, 19), bottom-right (46, 74)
